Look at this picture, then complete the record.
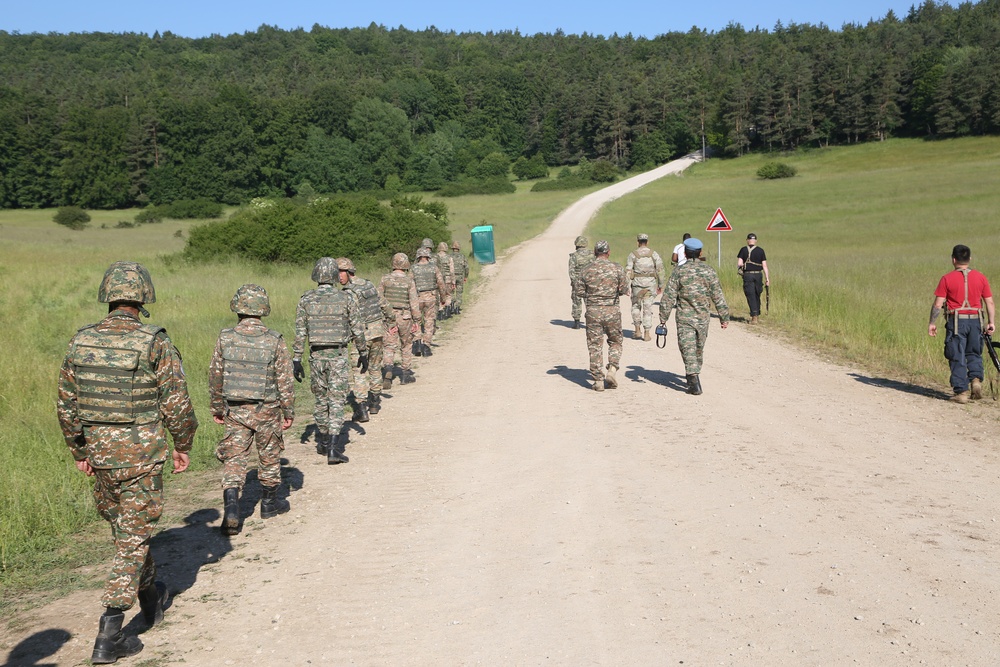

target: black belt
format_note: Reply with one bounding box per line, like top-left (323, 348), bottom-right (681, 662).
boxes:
top-left (227, 399), bottom-right (262, 406)
top-left (417, 289), bottom-right (437, 293)
top-left (743, 270), bottom-right (762, 274)
top-left (311, 344), bottom-right (345, 350)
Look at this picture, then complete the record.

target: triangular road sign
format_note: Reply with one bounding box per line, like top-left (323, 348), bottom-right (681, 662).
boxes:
top-left (707, 208), bottom-right (732, 231)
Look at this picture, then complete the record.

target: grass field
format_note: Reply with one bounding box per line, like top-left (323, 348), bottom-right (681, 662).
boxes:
top-left (590, 137), bottom-right (1000, 391)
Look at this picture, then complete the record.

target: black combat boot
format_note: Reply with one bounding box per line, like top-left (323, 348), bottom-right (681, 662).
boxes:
top-left (91, 611), bottom-right (143, 664)
top-left (401, 369), bottom-right (416, 385)
top-left (138, 581), bottom-right (169, 627)
top-left (382, 365), bottom-right (393, 390)
top-left (686, 374), bottom-right (703, 395)
top-left (412, 340), bottom-right (423, 356)
top-left (367, 390), bottom-right (381, 415)
top-left (573, 318), bottom-right (580, 329)
top-left (316, 432), bottom-right (329, 455)
top-left (422, 342), bottom-right (433, 357)
top-left (221, 487), bottom-right (240, 536)
top-left (327, 432), bottom-right (349, 464)
top-left (260, 485), bottom-right (290, 518)
top-left (348, 392), bottom-right (370, 423)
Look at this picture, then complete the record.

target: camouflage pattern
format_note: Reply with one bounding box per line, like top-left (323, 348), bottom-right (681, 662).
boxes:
top-left (659, 260), bottom-right (730, 374)
top-left (98, 261), bottom-right (156, 305)
top-left (336, 257), bottom-right (356, 273)
top-left (209, 317), bottom-right (294, 490)
top-left (344, 276), bottom-right (393, 395)
top-left (350, 336), bottom-right (385, 396)
top-left (391, 253), bottom-right (411, 271)
top-left (379, 270), bottom-right (420, 371)
top-left (412, 261), bottom-right (446, 344)
top-left (293, 284), bottom-right (364, 355)
top-left (568, 247), bottom-right (596, 320)
top-left (450, 248), bottom-right (470, 309)
top-left (230, 283), bottom-right (271, 317)
top-left (575, 257), bottom-right (629, 383)
top-left (311, 257), bottom-right (338, 285)
top-left (436, 248), bottom-right (456, 303)
top-left (626, 246), bottom-right (665, 330)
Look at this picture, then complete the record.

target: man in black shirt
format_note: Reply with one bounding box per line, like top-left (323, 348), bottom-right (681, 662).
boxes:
top-left (736, 233), bottom-right (769, 324)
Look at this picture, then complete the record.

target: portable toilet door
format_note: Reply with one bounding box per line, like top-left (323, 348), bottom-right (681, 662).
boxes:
top-left (470, 225), bottom-right (496, 264)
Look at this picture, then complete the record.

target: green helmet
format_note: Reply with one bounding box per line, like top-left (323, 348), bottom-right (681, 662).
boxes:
top-left (416, 247), bottom-right (432, 259)
top-left (336, 257), bottom-right (356, 273)
top-left (391, 253), bottom-right (410, 270)
top-left (312, 257), bottom-right (338, 284)
top-left (421, 238), bottom-right (434, 248)
top-left (574, 236), bottom-right (588, 248)
top-left (230, 283), bottom-right (270, 317)
top-left (98, 261), bottom-right (156, 305)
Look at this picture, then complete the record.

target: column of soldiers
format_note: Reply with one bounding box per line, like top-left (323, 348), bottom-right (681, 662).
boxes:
top-left (60, 241), bottom-right (467, 664)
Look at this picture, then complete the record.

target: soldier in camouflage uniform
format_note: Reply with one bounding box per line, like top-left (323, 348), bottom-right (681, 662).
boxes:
top-left (450, 240), bottom-right (470, 314)
top-left (378, 253), bottom-right (421, 387)
top-left (411, 246), bottom-right (446, 357)
top-left (659, 238), bottom-right (730, 395)
top-left (209, 284), bottom-right (294, 535)
top-left (57, 261), bottom-right (198, 664)
top-left (338, 257), bottom-right (393, 416)
top-left (575, 241), bottom-right (629, 391)
top-left (436, 241), bottom-right (456, 318)
top-left (568, 235), bottom-right (595, 329)
top-left (626, 233), bottom-right (666, 342)
top-left (293, 257), bottom-right (366, 464)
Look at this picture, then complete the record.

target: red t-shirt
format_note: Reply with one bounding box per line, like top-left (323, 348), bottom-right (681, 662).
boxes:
top-left (934, 269), bottom-right (993, 313)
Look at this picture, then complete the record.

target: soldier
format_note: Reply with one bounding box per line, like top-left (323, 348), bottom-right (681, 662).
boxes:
top-left (671, 233), bottom-right (692, 266)
top-left (411, 246), bottom-right (446, 357)
top-left (436, 241), bottom-right (457, 318)
top-left (57, 261), bottom-right (197, 664)
top-left (209, 284), bottom-right (294, 536)
top-left (659, 238), bottom-right (730, 395)
top-left (450, 240), bottom-right (470, 314)
top-left (736, 232), bottom-right (770, 324)
top-left (575, 240), bottom-right (629, 391)
top-left (568, 235), bottom-right (595, 329)
top-left (338, 257), bottom-right (393, 416)
top-left (378, 252), bottom-right (421, 387)
top-left (625, 233), bottom-right (666, 341)
top-left (293, 257), bottom-right (366, 464)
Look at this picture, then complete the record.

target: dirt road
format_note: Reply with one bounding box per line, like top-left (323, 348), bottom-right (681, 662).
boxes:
top-left (6, 159), bottom-right (1000, 666)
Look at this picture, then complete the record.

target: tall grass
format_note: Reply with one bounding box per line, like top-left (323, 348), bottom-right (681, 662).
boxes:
top-left (590, 137), bottom-right (1000, 389)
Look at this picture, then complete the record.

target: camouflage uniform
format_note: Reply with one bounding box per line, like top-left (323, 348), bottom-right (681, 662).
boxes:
top-left (344, 274), bottom-right (393, 397)
top-left (411, 252), bottom-right (446, 348)
top-left (575, 244), bottom-right (628, 388)
top-left (57, 264), bottom-right (197, 616)
top-left (625, 237), bottom-right (666, 339)
top-left (436, 242), bottom-right (456, 309)
top-left (568, 236), bottom-right (595, 324)
top-left (660, 259), bottom-right (730, 375)
top-left (379, 255), bottom-right (421, 386)
top-left (450, 242), bottom-right (470, 311)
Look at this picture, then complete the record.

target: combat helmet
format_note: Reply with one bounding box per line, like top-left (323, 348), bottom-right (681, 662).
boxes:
top-left (336, 257), bottom-right (356, 274)
top-left (451, 241), bottom-right (460, 250)
top-left (98, 261), bottom-right (156, 305)
top-left (311, 257), bottom-right (338, 284)
top-left (230, 284), bottom-right (271, 317)
top-left (391, 253), bottom-right (410, 270)
top-left (421, 238), bottom-right (434, 248)
top-left (574, 236), bottom-right (588, 248)
top-left (416, 247), bottom-right (432, 259)
top-left (437, 242), bottom-right (449, 253)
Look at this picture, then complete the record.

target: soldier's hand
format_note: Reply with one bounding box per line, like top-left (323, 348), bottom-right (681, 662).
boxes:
top-left (388, 325), bottom-right (398, 335)
top-left (212, 414), bottom-right (225, 425)
top-left (720, 321), bottom-right (729, 330)
top-left (928, 323), bottom-right (938, 337)
top-left (293, 359), bottom-right (305, 382)
top-left (75, 459), bottom-right (94, 476)
top-left (358, 354), bottom-right (369, 374)
top-left (411, 322), bottom-right (421, 334)
top-left (171, 451), bottom-right (190, 474)
top-left (282, 417), bottom-right (293, 430)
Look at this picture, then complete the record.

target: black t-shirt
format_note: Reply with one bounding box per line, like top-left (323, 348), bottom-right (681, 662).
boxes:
top-left (737, 245), bottom-right (766, 271)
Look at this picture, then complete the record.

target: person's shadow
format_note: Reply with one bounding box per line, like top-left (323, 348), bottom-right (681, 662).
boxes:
top-left (547, 365), bottom-right (592, 388)
top-left (625, 365), bottom-right (687, 392)
top-left (848, 373), bottom-right (951, 400)
top-left (549, 319), bottom-right (578, 329)
top-left (299, 423), bottom-right (319, 445)
top-left (1, 629), bottom-right (71, 666)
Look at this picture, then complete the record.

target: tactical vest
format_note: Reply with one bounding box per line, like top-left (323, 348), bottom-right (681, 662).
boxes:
top-left (437, 252), bottom-right (454, 282)
top-left (571, 249), bottom-right (595, 275)
top-left (305, 289), bottom-right (351, 345)
top-left (219, 328), bottom-right (280, 402)
top-left (383, 276), bottom-right (412, 309)
top-left (412, 263), bottom-right (438, 292)
top-left (70, 323), bottom-right (162, 425)
top-left (632, 247), bottom-right (656, 276)
top-left (346, 279), bottom-right (382, 325)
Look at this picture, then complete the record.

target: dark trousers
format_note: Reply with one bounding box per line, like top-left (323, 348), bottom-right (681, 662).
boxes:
top-left (742, 272), bottom-right (763, 316)
top-left (944, 317), bottom-right (983, 393)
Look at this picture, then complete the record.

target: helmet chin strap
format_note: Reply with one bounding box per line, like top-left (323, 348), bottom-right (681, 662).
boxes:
top-left (139, 306), bottom-right (150, 317)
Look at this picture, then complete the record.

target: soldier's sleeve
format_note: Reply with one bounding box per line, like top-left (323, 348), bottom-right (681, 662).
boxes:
top-left (568, 255), bottom-right (577, 288)
top-left (573, 266), bottom-right (586, 300)
top-left (293, 296), bottom-right (307, 360)
top-left (446, 257), bottom-right (456, 285)
top-left (56, 343), bottom-right (87, 461)
top-left (654, 252), bottom-right (666, 289)
top-left (660, 272), bottom-right (679, 323)
top-left (625, 253), bottom-right (635, 281)
top-left (710, 273), bottom-right (730, 322)
top-left (408, 278), bottom-right (421, 320)
top-left (378, 288), bottom-right (393, 321)
top-left (273, 336), bottom-right (295, 420)
top-left (617, 265), bottom-right (629, 296)
top-left (152, 332), bottom-right (198, 453)
top-left (348, 295), bottom-right (366, 349)
top-left (435, 267), bottom-right (446, 297)
top-left (208, 336), bottom-right (226, 418)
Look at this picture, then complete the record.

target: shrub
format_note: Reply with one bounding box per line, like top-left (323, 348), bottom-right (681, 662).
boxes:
top-left (436, 178), bottom-right (516, 197)
top-left (135, 207), bottom-right (163, 224)
top-left (115, 220), bottom-right (136, 229)
top-left (589, 158), bottom-right (620, 183)
top-left (53, 206), bottom-right (90, 230)
top-left (473, 152), bottom-right (511, 179)
top-left (164, 198), bottom-right (225, 219)
top-left (757, 162), bottom-right (797, 179)
top-left (530, 177), bottom-right (594, 192)
top-left (512, 154), bottom-right (548, 180)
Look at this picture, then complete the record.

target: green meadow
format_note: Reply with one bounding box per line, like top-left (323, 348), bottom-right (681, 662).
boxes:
top-left (591, 137), bottom-right (1000, 392)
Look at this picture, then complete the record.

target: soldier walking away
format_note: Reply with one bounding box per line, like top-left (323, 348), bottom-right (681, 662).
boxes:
top-left (378, 253), bottom-right (421, 387)
top-left (671, 233), bottom-right (692, 266)
top-left (660, 238), bottom-right (730, 395)
top-left (626, 233), bottom-right (666, 341)
top-left (736, 233), bottom-right (769, 324)
top-left (575, 240), bottom-right (629, 391)
top-left (293, 257), bottom-right (366, 464)
top-left (411, 246), bottom-right (446, 357)
top-left (436, 241), bottom-right (457, 318)
top-left (568, 235), bottom-right (595, 329)
top-left (339, 257), bottom-right (393, 417)
top-left (929, 244), bottom-right (996, 403)
top-left (209, 284), bottom-right (294, 535)
top-left (450, 240), bottom-right (470, 314)
top-left (57, 261), bottom-right (198, 664)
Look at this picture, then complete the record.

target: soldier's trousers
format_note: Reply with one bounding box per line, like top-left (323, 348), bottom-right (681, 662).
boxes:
top-left (309, 347), bottom-right (349, 437)
top-left (585, 305), bottom-right (623, 381)
top-left (383, 310), bottom-right (415, 370)
top-left (743, 272), bottom-right (764, 316)
top-left (216, 403), bottom-right (285, 490)
top-left (630, 284), bottom-right (656, 329)
top-left (571, 288), bottom-right (584, 321)
top-left (417, 291), bottom-right (439, 344)
top-left (350, 336), bottom-right (385, 395)
top-left (676, 316), bottom-right (711, 374)
top-left (453, 280), bottom-right (465, 309)
top-left (93, 463), bottom-right (163, 610)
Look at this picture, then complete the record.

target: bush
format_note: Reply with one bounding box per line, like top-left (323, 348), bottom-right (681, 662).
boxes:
top-left (436, 178), bottom-right (516, 197)
top-left (589, 158), bottom-right (620, 183)
top-left (135, 207), bottom-right (163, 224)
top-left (512, 154), bottom-right (549, 180)
top-left (53, 206), bottom-right (90, 230)
top-left (472, 152), bottom-right (511, 179)
top-left (164, 198), bottom-right (225, 219)
top-left (115, 220), bottom-right (136, 229)
top-left (757, 162), bottom-right (797, 179)
top-left (530, 177), bottom-right (594, 192)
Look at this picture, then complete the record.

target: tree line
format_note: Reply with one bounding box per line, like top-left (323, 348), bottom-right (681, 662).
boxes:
top-left (0, 0), bottom-right (997, 209)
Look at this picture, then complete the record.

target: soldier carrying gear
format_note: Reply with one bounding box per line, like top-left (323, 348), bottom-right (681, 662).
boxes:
top-left (575, 241), bottom-right (628, 391)
top-left (568, 235), bottom-right (595, 329)
top-left (412, 246), bottom-right (446, 357)
top-left (450, 240), bottom-right (470, 314)
top-left (435, 241), bottom-right (456, 319)
top-left (59, 261), bottom-right (198, 664)
top-left (337, 257), bottom-right (391, 419)
top-left (210, 284), bottom-right (295, 533)
top-left (626, 233), bottom-right (666, 342)
top-left (294, 257), bottom-right (366, 464)
top-left (379, 253), bottom-right (421, 387)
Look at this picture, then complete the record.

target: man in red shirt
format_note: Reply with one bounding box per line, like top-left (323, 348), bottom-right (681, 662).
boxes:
top-left (929, 244), bottom-right (996, 403)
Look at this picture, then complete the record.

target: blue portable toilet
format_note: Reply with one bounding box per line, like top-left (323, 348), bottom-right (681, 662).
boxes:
top-left (470, 225), bottom-right (496, 264)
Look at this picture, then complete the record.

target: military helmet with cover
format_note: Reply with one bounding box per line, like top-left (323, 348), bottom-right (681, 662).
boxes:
top-left (230, 283), bottom-right (271, 317)
top-left (391, 253), bottom-right (411, 270)
top-left (574, 235), bottom-right (588, 248)
top-left (594, 240), bottom-right (610, 255)
top-left (437, 242), bottom-right (449, 253)
top-left (311, 257), bottom-right (338, 284)
top-left (98, 261), bottom-right (156, 305)
top-left (421, 238), bottom-right (434, 248)
top-left (416, 247), bottom-right (432, 259)
top-left (336, 257), bottom-right (356, 273)
top-left (451, 241), bottom-right (460, 250)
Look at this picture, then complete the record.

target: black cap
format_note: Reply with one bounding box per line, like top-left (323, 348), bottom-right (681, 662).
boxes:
top-left (746, 233), bottom-right (757, 239)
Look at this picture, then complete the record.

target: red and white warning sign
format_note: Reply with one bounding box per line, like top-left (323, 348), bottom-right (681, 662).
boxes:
top-left (707, 208), bottom-right (732, 231)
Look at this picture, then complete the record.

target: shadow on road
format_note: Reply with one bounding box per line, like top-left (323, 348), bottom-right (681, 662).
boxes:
top-left (848, 373), bottom-right (950, 400)
top-left (549, 319), bottom-right (578, 329)
top-left (1, 628), bottom-right (71, 667)
top-left (625, 365), bottom-right (687, 392)
top-left (547, 365), bottom-right (592, 388)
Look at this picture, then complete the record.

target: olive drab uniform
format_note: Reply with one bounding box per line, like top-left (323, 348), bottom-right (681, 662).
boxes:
top-left (626, 246), bottom-right (665, 338)
top-left (411, 260), bottom-right (446, 348)
top-left (58, 310), bottom-right (198, 612)
top-left (379, 267), bottom-right (421, 384)
top-left (344, 275), bottom-right (393, 398)
top-left (660, 260), bottom-right (730, 376)
top-left (209, 319), bottom-right (294, 491)
top-left (450, 247), bottom-right (470, 311)
top-left (569, 245), bottom-right (595, 323)
top-left (436, 249), bottom-right (456, 309)
top-left (575, 254), bottom-right (629, 388)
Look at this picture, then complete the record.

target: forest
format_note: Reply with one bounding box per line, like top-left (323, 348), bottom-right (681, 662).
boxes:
top-left (0, 0), bottom-right (997, 209)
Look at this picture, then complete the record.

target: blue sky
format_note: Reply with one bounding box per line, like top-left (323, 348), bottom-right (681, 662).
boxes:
top-left (4, 0), bottom-right (926, 38)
